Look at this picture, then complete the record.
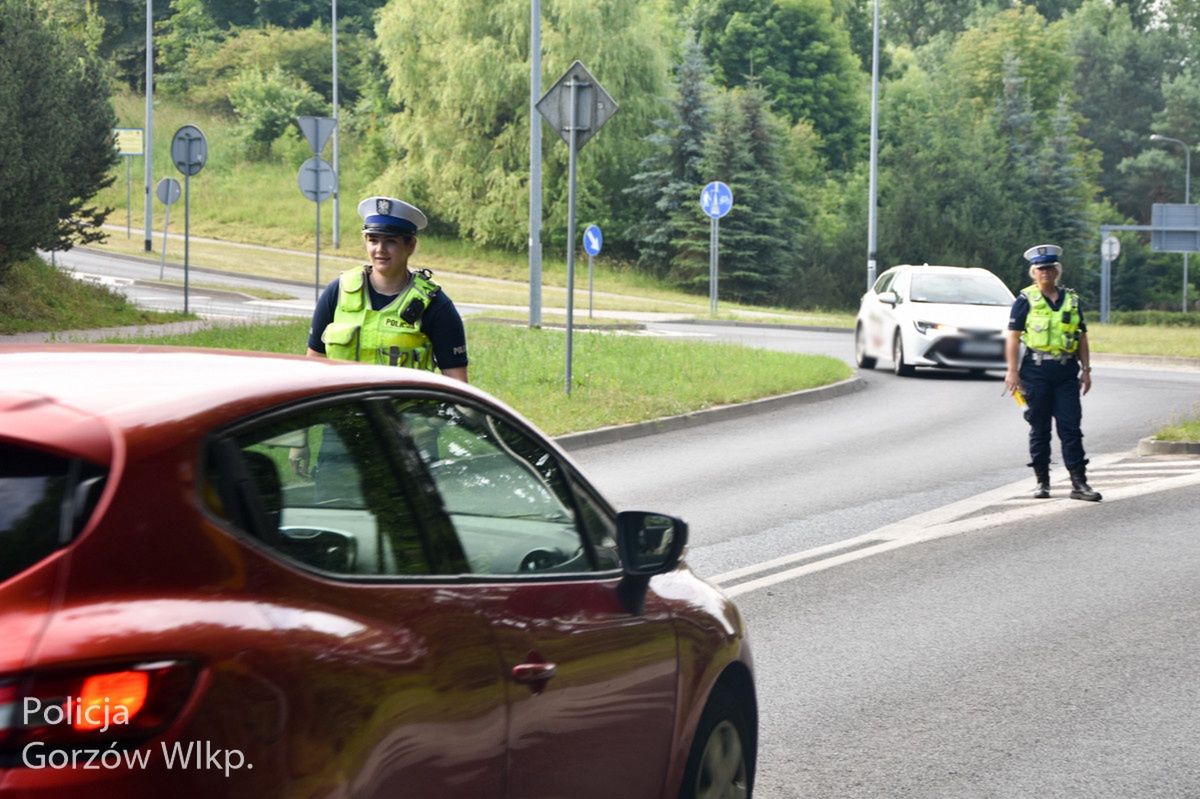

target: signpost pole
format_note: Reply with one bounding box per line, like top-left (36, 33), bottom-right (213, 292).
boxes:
top-left (713, 217), bottom-right (720, 315)
top-left (171, 125), bottom-right (207, 314)
top-left (588, 252), bottom-right (594, 318)
top-left (709, 217), bottom-right (717, 315)
top-left (529, 0), bottom-right (542, 329)
top-left (700, 181), bottom-right (731, 316)
top-left (159, 203), bottom-right (171, 280)
top-left (536, 61), bottom-right (615, 393)
top-left (565, 77), bottom-right (579, 395)
top-left (126, 156), bottom-right (132, 238)
top-left (183, 171), bottom-right (190, 314)
top-left (144, 0), bottom-right (153, 253)
top-left (315, 196), bottom-right (322, 303)
top-left (331, 0), bottom-right (340, 249)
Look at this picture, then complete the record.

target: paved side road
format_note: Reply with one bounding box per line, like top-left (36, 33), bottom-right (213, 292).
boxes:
top-left (5, 320), bottom-right (1197, 454)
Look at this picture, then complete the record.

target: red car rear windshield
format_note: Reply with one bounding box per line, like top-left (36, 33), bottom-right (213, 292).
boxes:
top-left (0, 443), bottom-right (106, 583)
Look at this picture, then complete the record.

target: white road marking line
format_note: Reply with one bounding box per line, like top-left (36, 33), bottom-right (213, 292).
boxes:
top-left (716, 453), bottom-right (1200, 597)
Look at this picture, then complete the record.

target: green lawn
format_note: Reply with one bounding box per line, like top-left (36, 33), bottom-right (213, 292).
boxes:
top-left (1088, 323), bottom-right (1200, 359)
top-left (99, 320), bottom-right (852, 435)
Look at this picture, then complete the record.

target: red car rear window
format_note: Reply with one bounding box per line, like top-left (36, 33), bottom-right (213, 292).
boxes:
top-left (0, 444), bottom-right (106, 583)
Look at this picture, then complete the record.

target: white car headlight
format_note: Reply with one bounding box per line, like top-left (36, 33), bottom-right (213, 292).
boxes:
top-left (913, 320), bottom-right (958, 335)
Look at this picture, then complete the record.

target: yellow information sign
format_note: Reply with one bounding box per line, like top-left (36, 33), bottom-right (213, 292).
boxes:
top-left (113, 128), bottom-right (144, 156)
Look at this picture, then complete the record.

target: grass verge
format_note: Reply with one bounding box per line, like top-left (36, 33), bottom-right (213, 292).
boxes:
top-left (1088, 323), bottom-right (1200, 358)
top-left (0, 255), bottom-right (189, 335)
top-left (99, 320), bottom-right (852, 435)
top-left (1154, 407), bottom-right (1200, 443)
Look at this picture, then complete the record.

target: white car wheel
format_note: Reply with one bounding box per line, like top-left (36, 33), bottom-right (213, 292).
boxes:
top-left (855, 325), bottom-right (877, 369)
top-left (893, 331), bottom-right (915, 377)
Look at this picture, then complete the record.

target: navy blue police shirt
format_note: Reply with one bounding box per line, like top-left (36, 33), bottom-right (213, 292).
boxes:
top-left (1007, 289), bottom-right (1088, 333)
top-left (307, 270), bottom-right (469, 370)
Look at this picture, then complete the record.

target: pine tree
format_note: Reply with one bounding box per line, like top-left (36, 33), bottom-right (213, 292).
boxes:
top-left (626, 35), bottom-right (713, 279)
top-left (671, 83), bottom-right (795, 304)
top-left (0, 0), bottom-right (117, 274)
top-left (1034, 97), bottom-right (1099, 301)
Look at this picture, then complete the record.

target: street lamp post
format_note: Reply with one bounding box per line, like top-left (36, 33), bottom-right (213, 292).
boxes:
top-left (866, 0), bottom-right (880, 290)
top-left (1150, 133), bottom-right (1192, 312)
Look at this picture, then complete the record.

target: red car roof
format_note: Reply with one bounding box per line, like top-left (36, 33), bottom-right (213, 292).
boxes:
top-left (0, 345), bottom-right (491, 459)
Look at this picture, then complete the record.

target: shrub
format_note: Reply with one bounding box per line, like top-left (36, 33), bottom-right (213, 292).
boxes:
top-left (1106, 310), bottom-right (1200, 327)
top-left (228, 66), bottom-right (324, 160)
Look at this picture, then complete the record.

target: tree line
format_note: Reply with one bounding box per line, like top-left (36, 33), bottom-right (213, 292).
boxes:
top-left (7, 0), bottom-right (1200, 311)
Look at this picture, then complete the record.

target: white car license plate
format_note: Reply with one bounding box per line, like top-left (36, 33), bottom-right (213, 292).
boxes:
top-left (961, 340), bottom-right (1002, 356)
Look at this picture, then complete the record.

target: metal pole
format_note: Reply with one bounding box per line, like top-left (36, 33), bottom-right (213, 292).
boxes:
top-left (332, 0), bottom-right (340, 248)
top-left (565, 77), bottom-right (578, 395)
top-left (1151, 134), bottom-right (1193, 312)
top-left (144, 0), bottom-right (154, 252)
top-left (714, 217), bottom-right (721, 315)
top-left (529, 0), bottom-right (543, 328)
top-left (588, 252), bottom-right (594, 318)
top-left (315, 197), bottom-right (322, 303)
top-left (709, 216), bottom-right (717, 315)
top-left (866, 0), bottom-right (880, 289)
top-left (1101, 255), bottom-right (1110, 323)
top-left (126, 156), bottom-right (132, 238)
top-left (1185, 146), bottom-right (1191, 312)
top-left (159, 202), bottom-right (170, 280)
top-left (183, 172), bottom-right (190, 314)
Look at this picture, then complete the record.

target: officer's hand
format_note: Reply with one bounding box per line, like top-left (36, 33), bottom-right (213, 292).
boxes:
top-left (1004, 369), bottom-right (1022, 395)
top-left (1080, 370), bottom-right (1092, 396)
top-left (288, 445), bottom-right (310, 477)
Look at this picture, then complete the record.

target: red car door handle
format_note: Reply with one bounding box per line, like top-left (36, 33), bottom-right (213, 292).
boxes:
top-left (511, 662), bottom-right (557, 684)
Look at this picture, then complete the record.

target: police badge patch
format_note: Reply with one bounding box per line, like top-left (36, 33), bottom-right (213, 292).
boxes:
top-left (376, 199), bottom-right (392, 215)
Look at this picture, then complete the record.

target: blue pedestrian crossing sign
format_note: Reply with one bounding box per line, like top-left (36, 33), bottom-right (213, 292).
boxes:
top-left (700, 181), bottom-right (733, 219)
top-left (583, 225), bottom-right (603, 256)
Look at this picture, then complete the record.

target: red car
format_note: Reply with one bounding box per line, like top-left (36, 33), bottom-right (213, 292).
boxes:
top-left (0, 346), bottom-right (755, 799)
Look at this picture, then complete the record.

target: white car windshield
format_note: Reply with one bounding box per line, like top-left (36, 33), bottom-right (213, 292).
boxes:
top-left (909, 273), bottom-right (1013, 305)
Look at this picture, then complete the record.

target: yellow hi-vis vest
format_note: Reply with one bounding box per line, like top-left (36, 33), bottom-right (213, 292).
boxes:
top-left (321, 266), bottom-right (439, 369)
top-left (1020, 285), bottom-right (1081, 355)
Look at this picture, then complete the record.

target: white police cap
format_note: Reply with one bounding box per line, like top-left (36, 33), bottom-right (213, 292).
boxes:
top-left (1023, 244), bottom-right (1063, 266)
top-left (358, 196), bottom-right (428, 235)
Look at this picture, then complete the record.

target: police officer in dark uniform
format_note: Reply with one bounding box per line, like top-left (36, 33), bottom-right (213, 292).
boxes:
top-left (1004, 244), bottom-right (1101, 501)
top-left (306, 195), bottom-right (468, 382)
top-left (297, 196), bottom-right (468, 480)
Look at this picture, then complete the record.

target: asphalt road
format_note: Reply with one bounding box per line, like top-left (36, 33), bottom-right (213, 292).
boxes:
top-left (573, 321), bottom-right (1200, 798)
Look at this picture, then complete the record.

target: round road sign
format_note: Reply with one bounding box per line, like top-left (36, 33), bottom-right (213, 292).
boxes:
top-left (155, 177), bottom-right (181, 206)
top-left (700, 181), bottom-right (733, 219)
top-left (298, 156), bottom-right (337, 202)
top-left (171, 125), bottom-right (207, 176)
top-left (583, 224), bottom-right (603, 256)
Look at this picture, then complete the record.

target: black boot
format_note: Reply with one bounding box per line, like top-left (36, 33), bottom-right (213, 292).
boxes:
top-left (1069, 468), bottom-right (1102, 502)
top-left (1033, 466), bottom-right (1051, 499)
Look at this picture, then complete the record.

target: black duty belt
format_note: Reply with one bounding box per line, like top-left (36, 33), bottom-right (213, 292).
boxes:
top-left (1025, 350), bottom-right (1076, 365)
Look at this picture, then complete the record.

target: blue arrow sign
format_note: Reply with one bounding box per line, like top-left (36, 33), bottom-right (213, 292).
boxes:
top-left (583, 224), bottom-right (603, 256)
top-left (700, 181), bottom-right (733, 219)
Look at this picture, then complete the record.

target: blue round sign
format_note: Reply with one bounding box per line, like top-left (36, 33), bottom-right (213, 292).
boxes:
top-left (583, 224), bottom-right (603, 256)
top-left (700, 181), bottom-right (733, 219)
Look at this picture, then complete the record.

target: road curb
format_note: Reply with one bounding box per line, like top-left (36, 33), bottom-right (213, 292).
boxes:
top-left (667, 318), bottom-right (854, 333)
top-left (1137, 436), bottom-right (1200, 456)
top-left (1092, 353), bottom-right (1200, 370)
top-left (555, 377), bottom-right (866, 451)
top-left (0, 318), bottom-right (292, 345)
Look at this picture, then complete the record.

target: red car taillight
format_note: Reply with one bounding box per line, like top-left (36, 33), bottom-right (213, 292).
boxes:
top-left (0, 660), bottom-right (197, 756)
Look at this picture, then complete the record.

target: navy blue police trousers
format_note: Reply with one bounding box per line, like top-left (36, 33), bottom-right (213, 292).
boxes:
top-left (1020, 355), bottom-right (1086, 470)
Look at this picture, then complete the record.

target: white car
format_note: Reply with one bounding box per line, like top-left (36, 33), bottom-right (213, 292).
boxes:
top-left (854, 264), bottom-right (1015, 376)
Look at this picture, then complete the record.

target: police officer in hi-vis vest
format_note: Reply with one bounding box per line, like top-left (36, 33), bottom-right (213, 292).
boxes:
top-left (1004, 244), bottom-right (1101, 501)
top-left (306, 195), bottom-right (469, 382)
